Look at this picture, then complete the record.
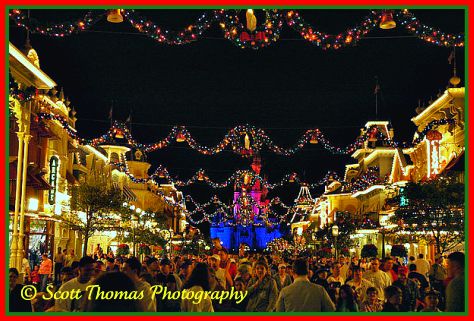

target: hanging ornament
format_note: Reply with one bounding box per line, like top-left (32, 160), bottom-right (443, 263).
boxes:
top-left (246, 9), bottom-right (257, 32)
top-left (114, 129), bottom-right (124, 139)
top-left (107, 9), bottom-right (124, 23)
top-left (176, 132), bottom-right (186, 143)
top-left (289, 173), bottom-right (296, 183)
top-left (243, 173), bottom-right (251, 185)
top-left (244, 133), bottom-right (251, 150)
top-left (158, 170), bottom-right (166, 178)
top-left (309, 133), bottom-right (319, 144)
top-left (379, 10), bottom-right (396, 30)
top-left (368, 128), bottom-right (378, 142)
top-left (197, 171), bottom-right (205, 181)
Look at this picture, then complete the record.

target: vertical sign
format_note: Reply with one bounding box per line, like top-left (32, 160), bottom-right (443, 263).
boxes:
top-left (48, 156), bottom-right (59, 205)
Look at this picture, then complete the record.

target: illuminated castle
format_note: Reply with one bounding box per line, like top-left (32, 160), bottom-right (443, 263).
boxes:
top-left (210, 155), bottom-right (283, 251)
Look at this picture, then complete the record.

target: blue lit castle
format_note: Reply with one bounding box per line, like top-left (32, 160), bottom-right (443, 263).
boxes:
top-left (210, 156), bottom-right (283, 251)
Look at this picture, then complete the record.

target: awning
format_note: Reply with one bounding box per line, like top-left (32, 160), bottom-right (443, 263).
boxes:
top-left (123, 185), bottom-right (137, 202)
top-left (66, 170), bottom-right (78, 185)
top-left (444, 151), bottom-right (464, 172)
top-left (28, 165), bottom-right (52, 190)
top-left (112, 182), bottom-right (137, 202)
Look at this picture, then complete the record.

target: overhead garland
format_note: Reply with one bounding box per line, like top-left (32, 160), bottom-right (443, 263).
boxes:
top-left (35, 111), bottom-right (455, 158)
top-left (117, 161), bottom-right (341, 190)
top-left (9, 9), bottom-right (464, 49)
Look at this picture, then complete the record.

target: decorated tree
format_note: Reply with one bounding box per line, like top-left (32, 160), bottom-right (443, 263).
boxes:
top-left (391, 177), bottom-right (464, 254)
top-left (314, 211), bottom-right (358, 255)
top-left (68, 173), bottom-right (125, 256)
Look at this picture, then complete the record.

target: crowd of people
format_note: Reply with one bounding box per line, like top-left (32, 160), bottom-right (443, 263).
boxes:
top-left (9, 239), bottom-right (465, 313)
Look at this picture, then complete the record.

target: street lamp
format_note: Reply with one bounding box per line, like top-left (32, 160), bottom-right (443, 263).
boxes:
top-left (380, 217), bottom-right (387, 259)
top-left (131, 215), bottom-right (138, 256)
top-left (332, 224), bottom-right (339, 259)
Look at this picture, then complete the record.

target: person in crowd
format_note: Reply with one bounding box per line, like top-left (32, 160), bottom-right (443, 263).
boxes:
top-left (178, 259), bottom-right (193, 282)
top-left (274, 263), bottom-right (292, 291)
top-left (311, 268), bottom-right (330, 294)
top-left (181, 262), bottom-right (214, 312)
top-left (65, 249), bottom-right (76, 267)
top-left (31, 292), bottom-right (55, 312)
top-left (421, 290), bottom-right (442, 312)
top-left (30, 265), bottom-right (40, 289)
top-left (122, 257), bottom-right (156, 312)
top-left (9, 268), bottom-right (32, 312)
top-left (382, 286), bottom-right (403, 312)
top-left (38, 253), bottom-right (53, 292)
top-left (145, 257), bottom-right (159, 278)
top-left (21, 253), bottom-right (31, 284)
top-left (360, 287), bottom-right (384, 312)
top-left (53, 248), bottom-right (65, 285)
top-left (211, 238), bottom-right (223, 255)
top-left (429, 254), bottom-right (447, 309)
top-left (236, 263), bottom-right (252, 288)
top-left (327, 262), bottom-right (345, 303)
top-left (55, 256), bottom-right (95, 312)
top-left (345, 265), bottom-right (374, 305)
top-left (209, 254), bottom-right (233, 289)
top-left (414, 253), bottom-right (431, 278)
top-left (231, 276), bottom-right (250, 311)
top-left (392, 265), bottom-right (419, 312)
top-left (246, 259), bottom-right (279, 312)
top-left (154, 257), bottom-right (182, 312)
top-left (363, 258), bottom-right (392, 301)
top-left (276, 258), bottom-right (335, 312)
top-left (408, 256), bottom-right (416, 269)
top-left (105, 257), bottom-right (117, 272)
top-left (445, 251), bottom-right (465, 312)
top-left (82, 272), bottom-right (142, 312)
top-left (70, 261), bottom-right (80, 277)
top-left (380, 257), bottom-right (397, 282)
top-left (93, 260), bottom-right (106, 279)
top-left (229, 258), bottom-right (238, 280)
top-left (408, 264), bottom-right (429, 298)
top-left (336, 284), bottom-right (359, 312)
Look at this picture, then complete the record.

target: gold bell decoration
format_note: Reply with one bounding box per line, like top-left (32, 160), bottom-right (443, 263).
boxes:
top-left (107, 9), bottom-right (124, 23)
top-left (114, 129), bottom-right (124, 139)
top-left (243, 173), bottom-right (251, 185)
top-left (246, 9), bottom-right (257, 32)
top-left (449, 49), bottom-right (461, 87)
top-left (197, 171), bottom-right (205, 181)
top-left (379, 10), bottom-right (396, 30)
top-left (244, 133), bottom-right (251, 150)
top-left (176, 132), bottom-right (186, 143)
top-left (309, 133), bottom-right (318, 144)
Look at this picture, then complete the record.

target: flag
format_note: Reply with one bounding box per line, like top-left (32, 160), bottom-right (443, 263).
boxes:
top-left (108, 106), bottom-right (113, 119)
top-left (448, 50), bottom-right (454, 64)
top-left (126, 114), bottom-right (131, 123)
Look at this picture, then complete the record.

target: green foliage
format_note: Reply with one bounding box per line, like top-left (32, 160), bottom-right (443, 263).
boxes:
top-left (314, 211), bottom-right (358, 253)
top-left (67, 173), bottom-right (126, 256)
top-left (392, 178), bottom-right (464, 254)
top-left (390, 244), bottom-right (408, 258)
top-left (361, 244), bottom-right (378, 258)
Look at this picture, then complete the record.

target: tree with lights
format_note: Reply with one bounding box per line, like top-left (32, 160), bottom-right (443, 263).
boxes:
top-left (314, 211), bottom-right (358, 256)
top-left (69, 174), bottom-right (125, 257)
top-left (391, 177), bottom-right (464, 255)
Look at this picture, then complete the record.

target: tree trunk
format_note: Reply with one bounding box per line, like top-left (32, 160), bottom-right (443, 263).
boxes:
top-left (83, 228), bottom-right (89, 257)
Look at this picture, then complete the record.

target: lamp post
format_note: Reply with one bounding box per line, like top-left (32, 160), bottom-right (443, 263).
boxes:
top-left (131, 215), bottom-right (138, 256)
top-left (332, 224), bottom-right (339, 259)
top-left (380, 218), bottom-right (387, 259)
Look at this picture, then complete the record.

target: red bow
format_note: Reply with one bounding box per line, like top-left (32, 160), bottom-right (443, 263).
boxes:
top-left (240, 31), bottom-right (266, 42)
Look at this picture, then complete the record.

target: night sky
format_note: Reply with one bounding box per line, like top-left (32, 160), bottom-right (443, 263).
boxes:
top-left (9, 9), bottom-right (465, 220)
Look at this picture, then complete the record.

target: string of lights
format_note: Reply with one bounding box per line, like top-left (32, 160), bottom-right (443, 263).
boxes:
top-left (9, 9), bottom-right (464, 49)
top-left (35, 110), bottom-right (455, 158)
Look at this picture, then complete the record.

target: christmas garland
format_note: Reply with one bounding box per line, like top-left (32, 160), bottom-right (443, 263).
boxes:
top-left (9, 9), bottom-right (464, 49)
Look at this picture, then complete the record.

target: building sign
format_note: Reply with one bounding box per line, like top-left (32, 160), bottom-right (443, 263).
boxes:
top-left (48, 156), bottom-right (59, 205)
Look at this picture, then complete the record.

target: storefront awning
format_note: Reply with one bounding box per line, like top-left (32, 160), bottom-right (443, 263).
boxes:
top-left (123, 185), bottom-right (137, 202)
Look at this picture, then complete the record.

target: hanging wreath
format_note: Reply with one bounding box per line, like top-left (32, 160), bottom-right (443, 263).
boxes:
top-left (116, 243), bottom-right (130, 256)
top-left (219, 9), bottom-right (284, 49)
top-left (138, 244), bottom-right (151, 255)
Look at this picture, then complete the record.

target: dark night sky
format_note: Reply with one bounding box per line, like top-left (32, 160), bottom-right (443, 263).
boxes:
top-left (9, 9), bottom-right (465, 214)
